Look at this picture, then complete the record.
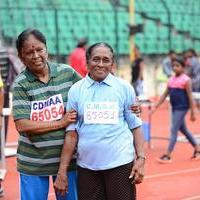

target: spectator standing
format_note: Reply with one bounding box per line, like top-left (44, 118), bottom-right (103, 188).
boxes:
top-left (68, 38), bottom-right (88, 77)
top-left (162, 50), bottom-right (177, 78)
top-left (131, 46), bottom-right (145, 96)
top-left (185, 49), bottom-right (200, 110)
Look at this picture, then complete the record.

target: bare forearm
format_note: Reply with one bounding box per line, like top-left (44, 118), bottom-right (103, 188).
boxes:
top-left (58, 131), bottom-right (78, 175)
top-left (15, 118), bottom-right (66, 135)
top-left (155, 88), bottom-right (168, 109)
top-left (185, 80), bottom-right (194, 112)
top-left (133, 127), bottom-right (145, 157)
top-left (188, 94), bottom-right (194, 112)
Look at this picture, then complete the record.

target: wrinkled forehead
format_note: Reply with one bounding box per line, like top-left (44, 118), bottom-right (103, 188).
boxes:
top-left (90, 45), bottom-right (113, 58)
top-left (23, 35), bottom-right (45, 47)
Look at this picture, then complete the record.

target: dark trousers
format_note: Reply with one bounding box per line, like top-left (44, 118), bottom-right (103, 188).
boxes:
top-left (77, 162), bottom-right (136, 200)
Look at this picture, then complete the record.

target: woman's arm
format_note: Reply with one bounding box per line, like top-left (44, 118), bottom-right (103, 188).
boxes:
top-left (14, 110), bottom-right (77, 135)
top-left (153, 87), bottom-right (169, 110)
top-left (54, 130), bottom-right (78, 196)
top-left (129, 127), bottom-right (145, 184)
top-left (185, 79), bottom-right (195, 121)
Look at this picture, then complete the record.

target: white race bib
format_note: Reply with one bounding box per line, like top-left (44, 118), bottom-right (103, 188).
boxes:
top-left (84, 102), bottom-right (119, 124)
top-left (30, 94), bottom-right (64, 121)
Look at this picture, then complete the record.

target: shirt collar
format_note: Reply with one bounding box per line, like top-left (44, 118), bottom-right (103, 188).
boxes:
top-left (85, 73), bottom-right (114, 88)
top-left (25, 61), bottom-right (58, 82)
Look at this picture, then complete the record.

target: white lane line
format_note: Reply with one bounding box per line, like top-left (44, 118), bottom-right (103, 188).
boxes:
top-left (182, 195), bottom-right (200, 200)
top-left (145, 167), bottom-right (200, 179)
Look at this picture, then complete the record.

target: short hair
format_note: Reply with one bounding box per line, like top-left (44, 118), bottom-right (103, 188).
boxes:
top-left (86, 42), bottom-right (115, 63)
top-left (168, 50), bottom-right (176, 55)
top-left (16, 28), bottom-right (46, 54)
top-left (77, 38), bottom-right (88, 48)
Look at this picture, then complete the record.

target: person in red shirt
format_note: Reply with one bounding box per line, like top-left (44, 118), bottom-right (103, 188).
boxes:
top-left (68, 38), bottom-right (88, 77)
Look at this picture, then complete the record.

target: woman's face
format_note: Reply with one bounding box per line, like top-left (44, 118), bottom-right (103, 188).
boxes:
top-left (19, 34), bottom-right (48, 74)
top-left (87, 45), bottom-right (114, 82)
top-left (172, 61), bottom-right (184, 75)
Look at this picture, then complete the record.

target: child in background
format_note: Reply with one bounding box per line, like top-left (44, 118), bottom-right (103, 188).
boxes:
top-left (151, 58), bottom-right (200, 163)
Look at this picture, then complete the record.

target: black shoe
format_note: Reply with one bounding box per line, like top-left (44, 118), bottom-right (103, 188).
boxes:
top-left (192, 151), bottom-right (200, 160)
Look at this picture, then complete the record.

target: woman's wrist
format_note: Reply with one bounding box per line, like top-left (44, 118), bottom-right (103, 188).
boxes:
top-left (136, 155), bottom-right (146, 161)
top-left (58, 165), bottom-right (69, 176)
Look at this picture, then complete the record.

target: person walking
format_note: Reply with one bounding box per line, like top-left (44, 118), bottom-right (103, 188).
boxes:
top-left (151, 58), bottom-right (200, 163)
top-left (54, 42), bottom-right (146, 200)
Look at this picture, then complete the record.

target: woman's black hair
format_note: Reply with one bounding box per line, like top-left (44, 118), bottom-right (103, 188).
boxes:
top-left (86, 42), bottom-right (115, 63)
top-left (16, 28), bottom-right (46, 54)
top-left (172, 57), bottom-right (185, 67)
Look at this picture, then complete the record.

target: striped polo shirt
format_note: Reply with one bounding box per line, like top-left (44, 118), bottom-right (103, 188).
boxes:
top-left (12, 62), bottom-right (81, 176)
top-left (168, 73), bottom-right (190, 111)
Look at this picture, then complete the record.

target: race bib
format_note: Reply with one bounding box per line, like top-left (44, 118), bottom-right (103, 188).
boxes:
top-left (30, 94), bottom-right (64, 121)
top-left (84, 102), bottom-right (119, 124)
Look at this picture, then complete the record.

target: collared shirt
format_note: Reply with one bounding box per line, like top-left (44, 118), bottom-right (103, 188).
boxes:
top-left (66, 73), bottom-right (142, 170)
top-left (12, 62), bottom-right (81, 175)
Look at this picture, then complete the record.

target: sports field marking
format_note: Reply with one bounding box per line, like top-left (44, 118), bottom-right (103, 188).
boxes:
top-left (145, 167), bottom-right (200, 179)
top-left (182, 195), bottom-right (200, 200)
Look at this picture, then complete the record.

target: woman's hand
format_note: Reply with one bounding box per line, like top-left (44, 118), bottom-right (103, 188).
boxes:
top-left (190, 111), bottom-right (196, 121)
top-left (54, 173), bottom-right (68, 197)
top-left (149, 104), bottom-right (157, 115)
top-left (129, 158), bottom-right (145, 184)
top-left (130, 103), bottom-right (141, 117)
top-left (60, 110), bottom-right (77, 127)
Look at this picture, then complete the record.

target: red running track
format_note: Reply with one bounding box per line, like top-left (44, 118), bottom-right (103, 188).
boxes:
top-left (2, 101), bottom-right (200, 200)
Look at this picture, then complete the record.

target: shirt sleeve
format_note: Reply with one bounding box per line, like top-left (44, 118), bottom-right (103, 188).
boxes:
top-left (72, 69), bottom-right (82, 84)
top-left (12, 81), bottom-right (31, 120)
top-left (65, 86), bottom-right (78, 132)
top-left (123, 84), bottom-right (142, 130)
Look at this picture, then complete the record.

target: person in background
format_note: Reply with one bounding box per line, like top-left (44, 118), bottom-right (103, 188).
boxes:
top-left (68, 38), bottom-right (88, 77)
top-left (162, 50), bottom-right (177, 78)
top-left (54, 42), bottom-right (145, 200)
top-left (151, 58), bottom-right (200, 163)
top-left (184, 49), bottom-right (200, 110)
top-left (131, 46), bottom-right (145, 96)
top-left (0, 47), bottom-right (23, 142)
top-left (0, 73), bottom-right (4, 197)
